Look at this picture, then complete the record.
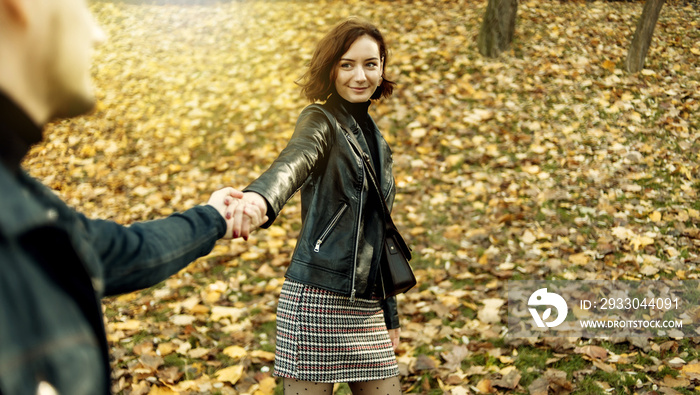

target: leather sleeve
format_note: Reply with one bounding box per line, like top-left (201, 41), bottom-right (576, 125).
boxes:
top-left (382, 296), bottom-right (400, 329)
top-left (244, 106), bottom-right (334, 228)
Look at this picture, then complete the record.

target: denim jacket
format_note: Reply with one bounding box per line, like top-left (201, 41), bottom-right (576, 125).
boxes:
top-left (0, 164), bottom-right (226, 395)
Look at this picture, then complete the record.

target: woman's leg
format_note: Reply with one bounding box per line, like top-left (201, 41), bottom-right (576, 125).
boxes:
top-left (348, 376), bottom-right (402, 394)
top-left (283, 378), bottom-right (334, 395)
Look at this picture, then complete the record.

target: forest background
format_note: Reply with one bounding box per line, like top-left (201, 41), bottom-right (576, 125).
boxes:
top-left (25, 0), bottom-right (700, 393)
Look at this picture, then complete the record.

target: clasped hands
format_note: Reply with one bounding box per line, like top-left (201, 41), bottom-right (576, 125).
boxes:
top-left (207, 187), bottom-right (268, 240)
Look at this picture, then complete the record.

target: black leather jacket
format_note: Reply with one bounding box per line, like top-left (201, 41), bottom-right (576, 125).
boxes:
top-left (245, 95), bottom-right (399, 329)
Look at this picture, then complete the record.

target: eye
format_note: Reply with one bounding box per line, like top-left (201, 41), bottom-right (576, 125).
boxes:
top-left (340, 62), bottom-right (353, 69)
top-left (366, 62), bottom-right (378, 68)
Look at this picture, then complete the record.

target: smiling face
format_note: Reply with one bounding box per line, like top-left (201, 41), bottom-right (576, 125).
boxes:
top-left (334, 35), bottom-right (383, 103)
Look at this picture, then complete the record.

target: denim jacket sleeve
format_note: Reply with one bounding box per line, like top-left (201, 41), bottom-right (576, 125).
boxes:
top-left (84, 205), bottom-right (226, 296)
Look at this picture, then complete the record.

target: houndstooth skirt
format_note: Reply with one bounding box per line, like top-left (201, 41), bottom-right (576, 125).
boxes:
top-left (273, 279), bottom-right (399, 383)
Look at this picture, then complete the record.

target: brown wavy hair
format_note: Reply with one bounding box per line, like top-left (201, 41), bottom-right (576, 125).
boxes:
top-left (298, 18), bottom-right (396, 102)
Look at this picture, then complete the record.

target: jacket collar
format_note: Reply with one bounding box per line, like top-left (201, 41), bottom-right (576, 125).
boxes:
top-left (0, 90), bottom-right (61, 238)
top-left (0, 90), bottom-right (43, 174)
top-left (325, 94), bottom-right (368, 134)
top-left (323, 95), bottom-right (394, 199)
top-left (0, 164), bottom-right (59, 238)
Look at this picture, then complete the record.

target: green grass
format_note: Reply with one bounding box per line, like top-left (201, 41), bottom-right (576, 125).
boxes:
top-left (515, 347), bottom-right (552, 387)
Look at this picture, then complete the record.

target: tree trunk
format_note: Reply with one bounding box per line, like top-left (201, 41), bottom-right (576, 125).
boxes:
top-left (477, 0), bottom-right (518, 58)
top-left (625, 0), bottom-right (665, 73)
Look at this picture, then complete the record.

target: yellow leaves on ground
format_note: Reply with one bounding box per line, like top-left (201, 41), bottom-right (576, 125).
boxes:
top-left (601, 59), bottom-right (616, 72)
top-left (477, 298), bottom-right (505, 324)
top-left (568, 252), bottom-right (590, 266)
top-left (649, 210), bottom-right (662, 223)
top-left (682, 363), bottom-right (700, 375)
top-left (110, 320), bottom-right (141, 331)
top-left (147, 386), bottom-right (178, 395)
top-left (255, 377), bottom-right (278, 395)
top-left (220, 345), bottom-right (275, 364)
top-left (222, 345), bottom-right (247, 360)
top-left (611, 226), bottom-right (656, 251)
top-left (214, 365), bottom-right (244, 385)
top-left (210, 306), bottom-right (244, 322)
top-left (251, 350), bottom-right (276, 362)
top-left (574, 345), bottom-right (608, 360)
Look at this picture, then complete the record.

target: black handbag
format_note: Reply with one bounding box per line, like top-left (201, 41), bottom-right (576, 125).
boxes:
top-left (380, 216), bottom-right (416, 297)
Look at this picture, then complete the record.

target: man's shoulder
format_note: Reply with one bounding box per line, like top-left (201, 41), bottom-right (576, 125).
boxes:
top-left (0, 165), bottom-right (68, 238)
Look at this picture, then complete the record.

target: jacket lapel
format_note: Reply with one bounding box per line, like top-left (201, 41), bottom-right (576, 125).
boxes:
top-left (326, 102), bottom-right (394, 205)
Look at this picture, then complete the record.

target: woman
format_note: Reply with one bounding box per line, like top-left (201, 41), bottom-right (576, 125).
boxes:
top-left (228, 18), bottom-right (403, 394)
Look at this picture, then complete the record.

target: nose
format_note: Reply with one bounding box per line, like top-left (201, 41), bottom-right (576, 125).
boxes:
top-left (353, 67), bottom-right (367, 83)
top-left (90, 14), bottom-right (107, 45)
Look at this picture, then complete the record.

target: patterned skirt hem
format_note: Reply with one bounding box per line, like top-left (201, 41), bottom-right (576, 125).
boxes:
top-left (273, 279), bottom-right (399, 383)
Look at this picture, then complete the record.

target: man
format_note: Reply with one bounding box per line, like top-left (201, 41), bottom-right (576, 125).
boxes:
top-left (0, 0), bottom-right (265, 393)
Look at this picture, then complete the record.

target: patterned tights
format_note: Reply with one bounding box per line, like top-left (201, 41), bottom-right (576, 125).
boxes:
top-left (283, 377), bottom-right (402, 395)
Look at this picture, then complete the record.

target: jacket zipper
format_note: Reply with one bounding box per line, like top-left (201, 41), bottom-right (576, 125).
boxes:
top-left (313, 203), bottom-right (348, 252)
top-left (350, 167), bottom-right (363, 303)
top-left (342, 133), bottom-right (366, 303)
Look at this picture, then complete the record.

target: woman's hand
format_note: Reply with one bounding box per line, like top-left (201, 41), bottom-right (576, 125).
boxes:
top-left (225, 191), bottom-right (268, 240)
top-left (207, 187), bottom-right (245, 239)
top-left (388, 328), bottom-right (400, 351)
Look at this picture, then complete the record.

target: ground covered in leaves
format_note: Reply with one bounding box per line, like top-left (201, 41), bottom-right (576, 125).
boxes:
top-left (25, 0), bottom-right (700, 393)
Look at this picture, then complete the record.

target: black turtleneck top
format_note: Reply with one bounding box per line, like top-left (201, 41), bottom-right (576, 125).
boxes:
top-left (0, 91), bottom-right (43, 174)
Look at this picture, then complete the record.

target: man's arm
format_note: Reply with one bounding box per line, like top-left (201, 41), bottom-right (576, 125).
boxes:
top-left (86, 188), bottom-right (265, 296)
top-left (86, 204), bottom-right (224, 296)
